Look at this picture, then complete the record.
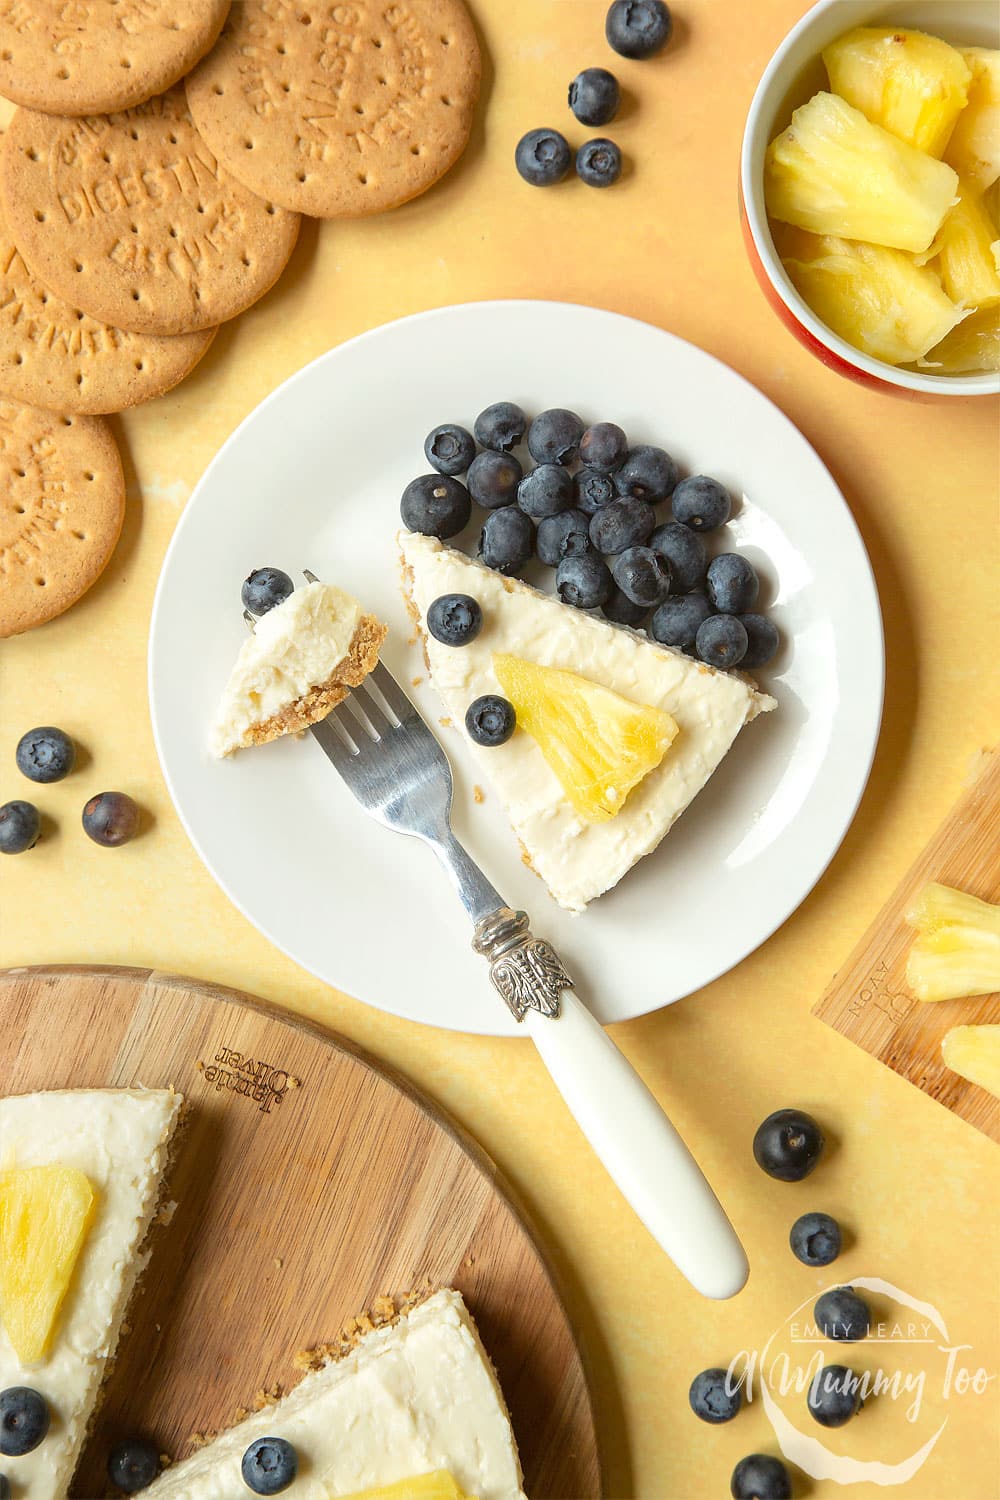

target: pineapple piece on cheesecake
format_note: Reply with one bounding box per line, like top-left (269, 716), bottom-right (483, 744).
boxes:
top-left (0, 1165), bottom-right (96, 1365)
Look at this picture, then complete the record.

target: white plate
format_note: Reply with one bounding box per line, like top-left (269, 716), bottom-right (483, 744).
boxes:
top-left (150, 301), bottom-right (883, 1037)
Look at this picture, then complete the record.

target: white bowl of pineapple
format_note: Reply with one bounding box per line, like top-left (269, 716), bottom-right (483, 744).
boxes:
top-left (741, 0), bottom-right (999, 395)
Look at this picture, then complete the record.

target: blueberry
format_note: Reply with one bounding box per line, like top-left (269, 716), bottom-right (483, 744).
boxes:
top-left (466, 695), bottom-right (516, 747)
top-left (815, 1287), bottom-right (871, 1343)
top-left (671, 474), bottom-right (732, 532)
top-left (82, 791), bottom-right (141, 848)
top-left (753, 1108), bottom-right (825, 1182)
top-left (574, 468), bottom-right (617, 515)
top-left (602, 587), bottom-right (650, 628)
top-left (707, 554), bottom-right (759, 614)
top-left (108, 1437), bottom-right (160, 1493)
top-left (0, 1387), bottom-right (49, 1456)
top-left (478, 506), bottom-right (534, 575)
top-left (536, 509), bottom-right (592, 567)
top-left (517, 463), bottom-right (573, 521)
top-left (15, 725), bottom-right (75, 783)
top-left (730, 1454), bottom-right (792, 1500)
top-left (579, 422), bottom-right (628, 473)
top-left (467, 450), bottom-right (523, 509)
top-left (527, 408), bottom-right (584, 467)
top-left (424, 423), bottom-right (476, 476)
top-left (568, 67), bottom-right (621, 126)
top-left (556, 552), bottom-right (613, 610)
top-left (605, 0), bottom-right (673, 59)
top-left (689, 1367), bottom-right (743, 1425)
top-left (739, 613), bottom-right (780, 670)
top-left (650, 592), bottom-right (712, 650)
top-left (696, 615), bottom-right (748, 669)
top-left (241, 1437), bottom-right (297, 1495)
top-left (615, 445), bottom-right (678, 503)
top-left (576, 138), bottom-right (623, 188)
top-left (427, 593), bottom-right (483, 647)
top-left (0, 800), bottom-right (40, 855)
top-left (790, 1212), bottom-right (842, 1267)
top-left (400, 474), bottom-right (471, 538)
top-left (241, 568), bottom-right (293, 617)
top-left (808, 1364), bottom-right (863, 1427)
top-left (612, 546), bottom-right (670, 607)
top-left (589, 498), bottom-right (654, 554)
top-left (515, 128), bottom-right (572, 187)
top-left (474, 402), bottom-right (527, 453)
top-left (650, 521), bottom-right (707, 592)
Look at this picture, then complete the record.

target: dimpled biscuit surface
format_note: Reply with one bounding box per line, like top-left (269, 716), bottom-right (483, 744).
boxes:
top-left (0, 398), bottom-right (124, 637)
top-left (0, 88), bottom-right (300, 336)
top-left (0, 0), bottom-right (232, 116)
top-left (186, 0), bottom-right (481, 218)
top-left (0, 192), bottom-right (215, 413)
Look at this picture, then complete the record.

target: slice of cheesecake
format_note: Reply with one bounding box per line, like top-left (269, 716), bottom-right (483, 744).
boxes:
top-left (142, 1289), bottom-right (525, 1500)
top-left (0, 1088), bottom-right (182, 1500)
top-left (212, 581), bottom-right (387, 757)
top-left (400, 531), bottom-right (776, 912)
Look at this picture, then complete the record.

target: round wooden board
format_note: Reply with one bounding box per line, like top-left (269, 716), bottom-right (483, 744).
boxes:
top-left (0, 966), bottom-right (602, 1498)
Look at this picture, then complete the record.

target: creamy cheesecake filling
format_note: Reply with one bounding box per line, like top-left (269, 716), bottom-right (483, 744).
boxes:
top-left (400, 531), bottom-right (776, 912)
top-left (0, 1089), bottom-right (182, 1500)
top-left (143, 1289), bottom-right (525, 1500)
top-left (212, 582), bottom-right (364, 757)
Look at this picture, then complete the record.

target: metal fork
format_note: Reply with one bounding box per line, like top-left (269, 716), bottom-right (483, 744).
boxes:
top-left (299, 579), bottom-right (748, 1299)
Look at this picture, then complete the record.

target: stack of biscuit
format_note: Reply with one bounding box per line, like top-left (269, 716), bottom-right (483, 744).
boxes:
top-left (0, 0), bottom-right (481, 638)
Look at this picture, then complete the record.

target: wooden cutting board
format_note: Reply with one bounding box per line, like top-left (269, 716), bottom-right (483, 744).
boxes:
top-left (814, 749), bottom-right (999, 1142)
top-left (0, 966), bottom-right (602, 1498)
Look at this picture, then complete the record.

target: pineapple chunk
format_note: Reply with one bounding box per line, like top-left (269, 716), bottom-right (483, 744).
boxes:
top-left (933, 182), bottom-right (1000, 306)
top-left (945, 48), bottom-right (1000, 193)
top-left (941, 1026), bottom-right (1000, 1099)
top-left (906, 881), bottom-right (1000, 934)
top-left (492, 653), bottom-right (677, 824)
top-left (904, 882), bottom-right (1000, 1001)
top-left (822, 28), bottom-right (971, 157)
top-left (0, 1165), bottom-right (96, 1364)
top-left (334, 1475), bottom-right (474, 1500)
top-left (765, 92), bottom-right (959, 253)
top-left (920, 303), bottom-right (1000, 370)
top-left (779, 229), bottom-right (964, 364)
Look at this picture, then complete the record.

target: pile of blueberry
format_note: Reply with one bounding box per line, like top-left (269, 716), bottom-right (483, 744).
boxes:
top-left (401, 402), bottom-right (780, 674)
top-left (687, 1108), bottom-right (870, 1498)
top-left (515, 1), bottom-right (673, 189)
top-left (0, 727), bottom-right (141, 855)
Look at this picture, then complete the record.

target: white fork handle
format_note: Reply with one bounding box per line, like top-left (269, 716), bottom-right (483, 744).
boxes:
top-left (524, 990), bottom-right (748, 1300)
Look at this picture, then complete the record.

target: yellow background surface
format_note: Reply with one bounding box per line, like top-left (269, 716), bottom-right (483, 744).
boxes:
top-left (2, 2), bottom-right (999, 1495)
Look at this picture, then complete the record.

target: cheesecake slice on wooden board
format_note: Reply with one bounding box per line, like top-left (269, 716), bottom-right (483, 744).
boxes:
top-left (142, 1288), bottom-right (525, 1500)
top-left (0, 1089), bottom-right (182, 1500)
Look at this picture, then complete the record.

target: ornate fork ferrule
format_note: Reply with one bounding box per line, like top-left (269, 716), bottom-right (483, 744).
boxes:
top-left (472, 907), bottom-right (573, 1023)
